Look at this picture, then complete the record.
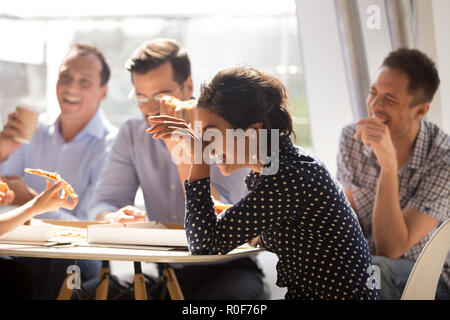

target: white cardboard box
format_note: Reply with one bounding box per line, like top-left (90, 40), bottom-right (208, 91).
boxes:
top-left (0, 224), bottom-right (54, 242)
top-left (87, 222), bottom-right (189, 247)
top-left (0, 219), bottom-right (105, 243)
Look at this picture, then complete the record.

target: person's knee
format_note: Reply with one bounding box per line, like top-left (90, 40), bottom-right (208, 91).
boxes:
top-left (372, 255), bottom-right (393, 271)
top-left (372, 255), bottom-right (416, 300)
top-left (194, 270), bottom-right (264, 300)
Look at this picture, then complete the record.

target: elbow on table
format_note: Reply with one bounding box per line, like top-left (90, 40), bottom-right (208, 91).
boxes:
top-left (189, 244), bottom-right (216, 255)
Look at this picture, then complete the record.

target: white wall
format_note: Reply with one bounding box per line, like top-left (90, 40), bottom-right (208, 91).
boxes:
top-left (429, 0), bottom-right (450, 134)
top-left (357, 0), bottom-right (392, 82)
top-left (295, 0), bottom-right (353, 175)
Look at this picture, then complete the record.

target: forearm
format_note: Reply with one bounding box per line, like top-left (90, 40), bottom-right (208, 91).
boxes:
top-left (0, 152), bottom-right (9, 163)
top-left (0, 202), bottom-right (36, 237)
top-left (372, 166), bottom-right (408, 258)
top-left (188, 162), bottom-right (210, 182)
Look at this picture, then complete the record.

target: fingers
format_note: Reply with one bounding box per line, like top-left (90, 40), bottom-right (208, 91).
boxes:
top-left (4, 190), bottom-right (15, 205)
top-left (3, 113), bottom-right (26, 139)
top-left (47, 180), bottom-right (67, 197)
top-left (7, 111), bottom-right (19, 121)
top-left (355, 126), bottom-right (383, 140)
top-left (355, 127), bottom-right (384, 148)
top-left (356, 117), bottom-right (384, 126)
top-left (113, 206), bottom-right (147, 223)
top-left (147, 119), bottom-right (193, 140)
top-left (147, 121), bottom-right (188, 134)
top-left (153, 126), bottom-right (191, 140)
top-left (122, 206), bottom-right (146, 218)
top-left (117, 212), bottom-right (146, 223)
top-left (60, 196), bottom-right (78, 210)
top-left (354, 118), bottom-right (386, 141)
top-left (357, 123), bottom-right (385, 134)
top-left (148, 115), bottom-right (186, 124)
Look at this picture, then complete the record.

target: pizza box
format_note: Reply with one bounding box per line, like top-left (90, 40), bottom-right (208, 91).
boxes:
top-left (0, 219), bottom-right (107, 243)
top-left (87, 221), bottom-right (189, 247)
top-left (0, 224), bottom-right (53, 242)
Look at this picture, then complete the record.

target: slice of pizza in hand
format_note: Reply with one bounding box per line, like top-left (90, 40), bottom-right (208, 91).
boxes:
top-left (24, 168), bottom-right (78, 199)
top-left (159, 95), bottom-right (197, 112)
top-left (212, 198), bottom-right (232, 215)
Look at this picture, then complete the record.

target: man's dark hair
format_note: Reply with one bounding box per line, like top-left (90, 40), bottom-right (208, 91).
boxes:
top-left (125, 39), bottom-right (191, 85)
top-left (68, 43), bottom-right (110, 86)
top-left (382, 48), bottom-right (440, 107)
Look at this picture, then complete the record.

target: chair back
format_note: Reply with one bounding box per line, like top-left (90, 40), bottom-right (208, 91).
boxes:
top-left (401, 219), bottom-right (450, 300)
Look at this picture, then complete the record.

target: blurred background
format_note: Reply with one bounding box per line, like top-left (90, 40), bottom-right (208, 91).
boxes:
top-left (0, 0), bottom-right (310, 150)
top-left (1, 0), bottom-right (449, 174)
top-left (1, 0), bottom-right (449, 299)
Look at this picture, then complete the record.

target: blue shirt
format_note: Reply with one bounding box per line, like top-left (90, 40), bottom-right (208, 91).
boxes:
top-left (88, 115), bottom-right (249, 223)
top-left (0, 108), bottom-right (118, 220)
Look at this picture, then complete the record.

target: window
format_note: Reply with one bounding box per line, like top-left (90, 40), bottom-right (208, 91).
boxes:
top-left (0, 0), bottom-right (311, 149)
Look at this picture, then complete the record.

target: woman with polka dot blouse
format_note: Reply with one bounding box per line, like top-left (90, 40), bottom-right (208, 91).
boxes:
top-left (147, 65), bottom-right (379, 300)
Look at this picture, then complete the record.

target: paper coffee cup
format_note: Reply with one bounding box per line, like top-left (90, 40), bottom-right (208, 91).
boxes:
top-left (12, 106), bottom-right (39, 144)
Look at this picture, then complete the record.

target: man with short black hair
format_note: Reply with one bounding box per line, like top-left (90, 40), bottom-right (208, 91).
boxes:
top-left (86, 39), bottom-right (266, 299)
top-left (337, 48), bottom-right (449, 299)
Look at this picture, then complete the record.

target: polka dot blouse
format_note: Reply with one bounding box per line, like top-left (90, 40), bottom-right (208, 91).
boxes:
top-left (184, 137), bottom-right (379, 300)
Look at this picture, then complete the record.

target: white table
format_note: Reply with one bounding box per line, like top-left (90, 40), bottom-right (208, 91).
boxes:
top-left (0, 241), bottom-right (262, 300)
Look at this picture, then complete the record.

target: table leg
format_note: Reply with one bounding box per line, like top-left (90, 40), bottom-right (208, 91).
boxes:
top-left (162, 267), bottom-right (185, 300)
top-left (57, 262), bottom-right (78, 300)
top-left (57, 272), bottom-right (74, 300)
top-left (133, 261), bottom-right (148, 300)
top-left (95, 260), bottom-right (110, 300)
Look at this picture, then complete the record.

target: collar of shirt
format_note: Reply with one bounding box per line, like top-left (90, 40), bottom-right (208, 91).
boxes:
top-left (50, 108), bottom-right (109, 143)
top-left (245, 136), bottom-right (292, 188)
top-left (246, 136), bottom-right (316, 189)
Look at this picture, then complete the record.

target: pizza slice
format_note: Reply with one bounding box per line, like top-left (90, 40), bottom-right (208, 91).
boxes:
top-left (24, 168), bottom-right (78, 199)
top-left (159, 95), bottom-right (196, 111)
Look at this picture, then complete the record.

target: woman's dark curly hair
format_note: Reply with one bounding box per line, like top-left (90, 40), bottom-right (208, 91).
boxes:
top-left (197, 65), bottom-right (294, 139)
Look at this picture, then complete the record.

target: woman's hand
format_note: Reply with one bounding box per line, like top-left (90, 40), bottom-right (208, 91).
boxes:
top-left (147, 115), bottom-right (204, 163)
top-left (28, 181), bottom-right (78, 216)
top-left (146, 115), bottom-right (195, 139)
